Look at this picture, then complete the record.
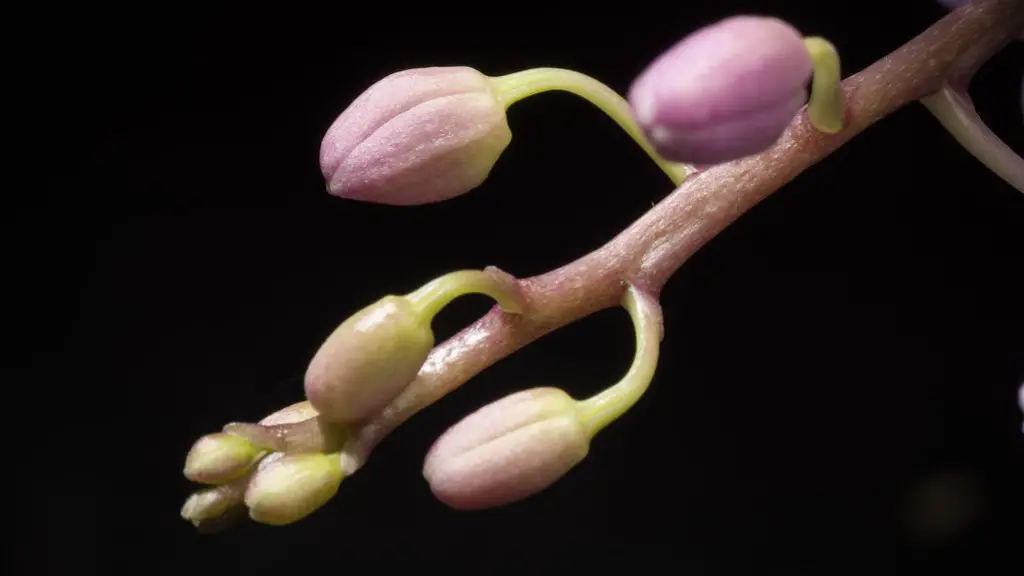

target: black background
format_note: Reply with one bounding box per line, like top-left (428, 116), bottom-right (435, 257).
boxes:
top-left (24, 0), bottom-right (1023, 574)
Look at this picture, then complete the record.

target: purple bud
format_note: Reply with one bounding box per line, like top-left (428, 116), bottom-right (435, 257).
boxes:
top-left (319, 67), bottom-right (512, 206)
top-left (628, 16), bottom-right (813, 165)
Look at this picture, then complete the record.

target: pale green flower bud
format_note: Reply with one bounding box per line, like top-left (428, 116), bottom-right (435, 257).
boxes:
top-left (258, 401), bottom-right (319, 426)
top-left (183, 432), bottom-right (261, 484)
top-left (180, 483), bottom-right (245, 527)
top-left (244, 452), bottom-right (344, 526)
top-left (305, 295), bottom-right (433, 424)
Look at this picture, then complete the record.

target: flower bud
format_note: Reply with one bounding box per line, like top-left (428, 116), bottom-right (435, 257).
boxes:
top-left (259, 401), bottom-right (319, 426)
top-left (423, 387), bottom-right (590, 510)
top-left (244, 452), bottom-right (343, 526)
top-left (305, 295), bottom-right (434, 424)
top-left (628, 16), bottom-right (813, 164)
top-left (320, 66), bottom-right (512, 206)
top-left (180, 483), bottom-right (245, 526)
top-left (183, 432), bottom-right (261, 484)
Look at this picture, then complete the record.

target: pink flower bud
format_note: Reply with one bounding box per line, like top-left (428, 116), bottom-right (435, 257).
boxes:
top-left (319, 66), bottom-right (512, 206)
top-left (628, 16), bottom-right (813, 164)
top-left (422, 387), bottom-right (590, 510)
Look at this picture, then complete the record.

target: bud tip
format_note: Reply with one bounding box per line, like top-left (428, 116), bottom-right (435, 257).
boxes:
top-left (184, 433), bottom-right (260, 484)
top-left (245, 452), bottom-right (344, 526)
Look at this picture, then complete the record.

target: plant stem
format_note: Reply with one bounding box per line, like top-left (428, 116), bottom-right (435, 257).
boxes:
top-left (334, 0), bottom-right (1022, 471)
top-left (489, 67), bottom-right (695, 184)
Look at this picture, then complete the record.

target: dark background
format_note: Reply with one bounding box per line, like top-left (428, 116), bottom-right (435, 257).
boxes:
top-left (24, 0), bottom-right (1022, 574)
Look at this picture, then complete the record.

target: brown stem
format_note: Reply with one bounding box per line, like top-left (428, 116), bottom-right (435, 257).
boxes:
top-left (337, 0), bottom-right (1022, 469)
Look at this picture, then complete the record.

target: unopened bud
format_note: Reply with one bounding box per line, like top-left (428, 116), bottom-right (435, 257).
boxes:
top-left (423, 387), bottom-right (590, 510)
top-left (244, 452), bottom-right (344, 526)
top-left (184, 432), bottom-right (261, 484)
top-left (259, 401), bottom-right (319, 426)
top-left (320, 66), bottom-right (512, 206)
top-left (628, 16), bottom-right (813, 164)
top-left (181, 483), bottom-right (244, 526)
top-left (305, 295), bottom-right (433, 424)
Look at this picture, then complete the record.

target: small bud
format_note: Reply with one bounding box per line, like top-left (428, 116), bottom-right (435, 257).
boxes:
top-left (181, 483), bottom-right (244, 526)
top-left (320, 66), bottom-right (512, 206)
top-left (220, 422), bottom-right (287, 452)
top-left (628, 16), bottom-right (813, 164)
top-left (305, 295), bottom-right (433, 424)
top-left (259, 401), bottom-right (319, 426)
top-left (183, 432), bottom-right (260, 484)
top-left (423, 387), bottom-right (590, 511)
top-left (244, 452), bottom-right (344, 526)
top-left (225, 415), bottom-right (348, 454)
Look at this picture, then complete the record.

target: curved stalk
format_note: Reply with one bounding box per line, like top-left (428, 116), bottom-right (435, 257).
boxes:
top-left (921, 84), bottom-right (1024, 193)
top-left (489, 67), bottom-right (696, 184)
top-left (577, 285), bottom-right (663, 436)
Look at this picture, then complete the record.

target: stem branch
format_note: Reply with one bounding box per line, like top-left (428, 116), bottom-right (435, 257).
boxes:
top-left (921, 84), bottom-right (1024, 193)
top-left (337, 0), bottom-right (1022, 470)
